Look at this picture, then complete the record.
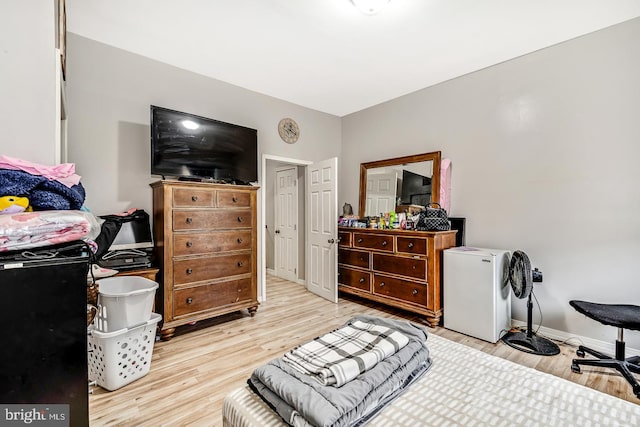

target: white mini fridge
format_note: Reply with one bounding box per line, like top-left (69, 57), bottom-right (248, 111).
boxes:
top-left (443, 247), bottom-right (511, 343)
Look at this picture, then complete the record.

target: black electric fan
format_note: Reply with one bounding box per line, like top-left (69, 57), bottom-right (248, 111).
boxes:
top-left (501, 250), bottom-right (560, 356)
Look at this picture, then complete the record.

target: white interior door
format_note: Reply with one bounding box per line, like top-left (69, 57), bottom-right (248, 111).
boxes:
top-left (365, 172), bottom-right (397, 216)
top-left (275, 167), bottom-right (298, 282)
top-left (306, 157), bottom-right (338, 303)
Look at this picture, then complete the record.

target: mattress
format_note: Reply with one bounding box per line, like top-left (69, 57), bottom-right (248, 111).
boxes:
top-left (223, 333), bottom-right (640, 427)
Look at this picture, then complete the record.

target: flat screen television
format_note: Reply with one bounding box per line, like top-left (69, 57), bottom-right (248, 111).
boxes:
top-left (400, 169), bottom-right (432, 206)
top-left (150, 105), bottom-right (258, 183)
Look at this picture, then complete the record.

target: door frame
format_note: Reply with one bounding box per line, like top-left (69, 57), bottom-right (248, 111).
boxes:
top-left (260, 154), bottom-right (312, 302)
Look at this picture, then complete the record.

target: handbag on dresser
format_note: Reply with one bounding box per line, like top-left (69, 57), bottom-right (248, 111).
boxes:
top-left (416, 203), bottom-right (451, 231)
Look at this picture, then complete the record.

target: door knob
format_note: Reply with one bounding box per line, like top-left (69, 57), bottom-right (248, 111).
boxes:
top-left (275, 229), bottom-right (280, 234)
top-left (328, 238), bottom-right (335, 244)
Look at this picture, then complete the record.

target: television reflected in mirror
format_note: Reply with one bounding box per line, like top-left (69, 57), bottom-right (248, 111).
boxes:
top-left (400, 169), bottom-right (432, 206)
top-left (150, 105), bottom-right (258, 183)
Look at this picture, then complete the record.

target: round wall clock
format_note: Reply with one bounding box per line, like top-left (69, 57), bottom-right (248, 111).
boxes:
top-left (278, 118), bottom-right (300, 144)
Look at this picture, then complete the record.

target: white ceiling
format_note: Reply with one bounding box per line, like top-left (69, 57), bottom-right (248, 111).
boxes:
top-left (66, 0), bottom-right (640, 117)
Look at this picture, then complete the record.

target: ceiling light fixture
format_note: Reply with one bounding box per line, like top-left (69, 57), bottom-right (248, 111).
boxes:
top-left (351, 0), bottom-right (390, 15)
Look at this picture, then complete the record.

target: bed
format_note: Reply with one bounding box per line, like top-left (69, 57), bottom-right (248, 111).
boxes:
top-left (223, 331), bottom-right (640, 427)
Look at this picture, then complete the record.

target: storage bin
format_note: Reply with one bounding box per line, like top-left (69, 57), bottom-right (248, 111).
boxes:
top-left (88, 313), bottom-right (162, 391)
top-left (94, 276), bottom-right (158, 332)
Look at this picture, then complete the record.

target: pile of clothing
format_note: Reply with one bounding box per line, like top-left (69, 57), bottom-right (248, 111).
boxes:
top-left (248, 315), bottom-right (431, 427)
top-left (0, 155), bottom-right (86, 213)
top-left (0, 155), bottom-right (100, 252)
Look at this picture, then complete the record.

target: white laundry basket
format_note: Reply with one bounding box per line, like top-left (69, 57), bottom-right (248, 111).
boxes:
top-left (94, 276), bottom-right (158, 332)
top-left (88, 313), bottom-right (162, 391)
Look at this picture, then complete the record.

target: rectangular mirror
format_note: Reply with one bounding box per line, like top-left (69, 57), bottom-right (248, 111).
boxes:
top-left (359, 151), bottom-right (441, 217)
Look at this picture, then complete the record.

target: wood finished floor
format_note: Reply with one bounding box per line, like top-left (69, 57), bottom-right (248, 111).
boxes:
top-left (89, 275), bottom-right (639, 426)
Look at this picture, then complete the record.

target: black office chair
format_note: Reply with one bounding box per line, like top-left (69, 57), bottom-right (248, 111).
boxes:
top-left (569, 300), bottom-right (640, 399)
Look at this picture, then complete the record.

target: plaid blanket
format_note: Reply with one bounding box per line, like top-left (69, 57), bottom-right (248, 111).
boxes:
top-left (282, 319), bottom-right (410, 387)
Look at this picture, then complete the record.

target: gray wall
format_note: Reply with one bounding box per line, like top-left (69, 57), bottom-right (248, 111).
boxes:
top-left (0, 0), bottom-right (57, 165)
top-left (341, 18), bottom-right (640, 348)
top-left (65, 34), bottom-right (341, 217)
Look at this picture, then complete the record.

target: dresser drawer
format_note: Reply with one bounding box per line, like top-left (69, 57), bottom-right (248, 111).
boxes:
top-left (397, 236), bottom-right (428, 255)
top-left (353, 233), bottom-right (394, 252)
top-left (173, 230), bottom-right (252, 256)
top-left (373, 253), bottom-right (426, 280)
top-left (173, 209), bottom-right (252, 231)
top-left (174, 253), bottom-right (252, 285)
top-left (173, 188), bottom-right (215, 207)
top-left (338, 267), bottom-right (371, 291)
top-left (338, 248), bottom-right (369, 269)
top-left (174, 278), bottom-right (253, 317)
top-left (373, 274), bottom-right (427, 306)
top-left (338, 231), bottom-right (352, 247)
top-left (217, 191), bottom-right (252, 208)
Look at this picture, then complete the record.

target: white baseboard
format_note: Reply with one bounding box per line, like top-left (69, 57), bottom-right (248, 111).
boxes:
top-left (511, 319), bottom-right (640, 357)
top-left (266, 268), bottom-right (275, 275)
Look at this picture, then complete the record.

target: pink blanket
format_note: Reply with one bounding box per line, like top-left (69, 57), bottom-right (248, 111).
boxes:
top-left (0, 155), bottom-right (81, 187)
top-left (0, 210), bottom-right (100, 252)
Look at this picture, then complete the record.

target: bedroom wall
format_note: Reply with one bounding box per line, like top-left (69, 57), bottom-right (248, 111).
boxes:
top-left (65, 34), bottom-right (341, 217)
top-left (0, 0), bottom-right (57, 165)
top-left (341, 18), bottom-right (640, 348)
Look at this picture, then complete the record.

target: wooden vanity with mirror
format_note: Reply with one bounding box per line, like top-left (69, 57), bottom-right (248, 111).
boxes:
top-left (338, 151), bottom-right (456, 326)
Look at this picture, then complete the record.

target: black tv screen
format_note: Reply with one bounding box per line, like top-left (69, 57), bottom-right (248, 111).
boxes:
top-left (400, 169), bottom-right (432, 206)
top-left (150, 106), bottom-right (258, 183)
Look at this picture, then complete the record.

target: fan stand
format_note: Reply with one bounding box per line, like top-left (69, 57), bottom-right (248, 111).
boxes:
top-left (502, 293), bottom-right (560, 356)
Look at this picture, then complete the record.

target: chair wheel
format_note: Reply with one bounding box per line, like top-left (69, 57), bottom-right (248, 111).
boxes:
top-left (571, 363), bottom-right (581, 374)
top-left (576, 349), bottom-right (585, 358)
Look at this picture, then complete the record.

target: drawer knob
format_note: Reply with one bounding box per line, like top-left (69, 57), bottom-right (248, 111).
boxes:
top-left (237, 261), bottom-right (244, 267)
top-left (186, 241), bottom-right (193, 248)
top-left (186, 297), bottom-right (193, 304)
top-left (379, 282), bottom-right (385, 287)
top-left (237, 216), bottom-right (244, 223)
top-left (412, 289), bottom-right (418, 296)
top-left (357, 238), bottom-right (363, 243)
top-left (186, 217), bottom-right (193, 224)
top-left (237, 238), bottom-right (243, 244)
top-left (359, 277), bottom-right (365, 283)
top-left (382, 240), bottom-right (388, 246)
top-left (191, 195), bottom-right (198, 202)
top-left (408, 242), bottom-right (414, 249)
top-left (232, 196), bottom-right (238, 203)
top-left (186, 268), bottom-right (193, 275)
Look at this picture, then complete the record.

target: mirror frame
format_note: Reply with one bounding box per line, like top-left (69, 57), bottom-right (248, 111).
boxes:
top-left (358, 151), bottom-right (442, 217)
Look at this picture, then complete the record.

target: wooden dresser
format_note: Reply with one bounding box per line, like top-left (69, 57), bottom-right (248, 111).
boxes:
top-left (338, 227), bottom-right (456, 327)
top-left (151, 181), bottom-right (259, 340)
